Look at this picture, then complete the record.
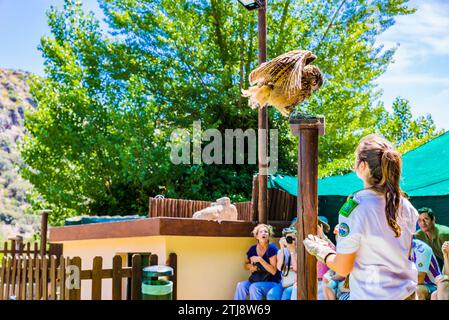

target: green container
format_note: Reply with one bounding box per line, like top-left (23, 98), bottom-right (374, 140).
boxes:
top-left (142, 279), bottom-right (173, 300)
top-left (142, 265), bottom-right (174, 300)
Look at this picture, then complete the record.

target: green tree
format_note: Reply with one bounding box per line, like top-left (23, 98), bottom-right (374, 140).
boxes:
top-left (320, 97), bottom-right (443, 177)
top-left (377, 97), bottom-right (443, 154)
top-left (21, 0), bottom-right (440, 218)
top-left (22, 2), bottom-right (170, 216)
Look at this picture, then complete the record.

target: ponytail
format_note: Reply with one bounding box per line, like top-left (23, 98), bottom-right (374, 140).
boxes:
top-left (356, 134), bottom-right (403, 238)
top-left (380, 149), bottom-right (402, 237)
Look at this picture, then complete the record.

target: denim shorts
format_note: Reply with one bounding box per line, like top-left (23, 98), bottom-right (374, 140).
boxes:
top-left (423, 283), bottom-right (437, 294)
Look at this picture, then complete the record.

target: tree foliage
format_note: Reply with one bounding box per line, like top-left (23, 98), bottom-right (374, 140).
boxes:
top-left (20, 0), bottom-right (442, 218)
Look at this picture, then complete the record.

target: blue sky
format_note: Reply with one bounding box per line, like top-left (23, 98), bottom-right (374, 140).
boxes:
top-left (0, 0), bottom-right (448, 130)
top-left (0, 0), bottom-right (104, 73)
top-left (375, 0), bottom-right (449, 131)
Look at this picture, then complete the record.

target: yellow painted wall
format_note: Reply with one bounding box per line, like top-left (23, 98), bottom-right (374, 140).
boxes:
top-left (60, 236), bottom-right (280, 300)
top-left (165, 236), bottom-right (254, 300)
top-left (62, 236), bottom-right (166, 300)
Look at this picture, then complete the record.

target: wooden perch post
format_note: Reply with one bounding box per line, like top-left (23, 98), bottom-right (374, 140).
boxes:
top-left (257, 0), bottom-right (268, 225)
top-left (289, 114), bottom-right (325, 300)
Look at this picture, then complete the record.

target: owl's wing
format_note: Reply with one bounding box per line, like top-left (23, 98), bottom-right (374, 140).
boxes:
top-left (277, 50), bottom-right (316, 96)
top-left (248, 50), bottom-right (316, 92)
top-left (248, 50), bottom-right (301, 86)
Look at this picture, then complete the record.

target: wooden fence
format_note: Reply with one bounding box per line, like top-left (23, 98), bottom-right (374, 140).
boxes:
top-left (148, 187), bottom-right (295, 222)
top-left (268, 189), bottom-right (296, 221)
top-left (1, 240), bottom-right (63, 259)
top-left (149, 197), bottom-right (211, 218)
top-left (149, 197), bottom-right (253, 221)
top-left (251, 176), bottom-right (297, 222)
top-left (235, 202), bottom-right (253, 221)
top-left (0, 253), bottom-right (177, 300)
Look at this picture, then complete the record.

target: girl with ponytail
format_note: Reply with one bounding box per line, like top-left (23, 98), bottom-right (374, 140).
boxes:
top-left (303, 134), bottom-right (419, 300)
top-left (357, 135), bottom-right (403, 238)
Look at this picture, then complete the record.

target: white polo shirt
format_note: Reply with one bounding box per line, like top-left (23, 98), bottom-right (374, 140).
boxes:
top-left (412, 239), bottom-right (441, 285)
top-left (337, 189), bottom-right (418, 300)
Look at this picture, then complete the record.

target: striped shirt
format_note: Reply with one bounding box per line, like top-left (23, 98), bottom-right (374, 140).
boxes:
top-left (338, 292), bottom-right (350, 300)
top-left (412, 239), bottom-right (441, 285)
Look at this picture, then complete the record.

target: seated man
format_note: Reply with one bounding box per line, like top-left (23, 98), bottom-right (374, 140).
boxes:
top-left (432, 241), bottom-right (449, 300)
top-left (412, 238), bottom-right (441, 300)
top-left (415, 207), bottom-right (449, 269)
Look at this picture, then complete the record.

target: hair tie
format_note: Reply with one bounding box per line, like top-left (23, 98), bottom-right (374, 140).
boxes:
top-left (382, 148), bottom-right (396, 160)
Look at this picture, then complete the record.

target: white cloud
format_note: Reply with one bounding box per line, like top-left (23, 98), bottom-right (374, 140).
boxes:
top-left (377, 74), bottom-right (449, 86)
top-left (379, 1), bottom-right (449, 46)
top-left (376, 0), bottom-right (449, 70)
top-left (375, 0), bottom-right (449, 130)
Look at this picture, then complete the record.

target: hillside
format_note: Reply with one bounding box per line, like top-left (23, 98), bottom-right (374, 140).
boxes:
top-left (0, 68), bottom-right (40, 241)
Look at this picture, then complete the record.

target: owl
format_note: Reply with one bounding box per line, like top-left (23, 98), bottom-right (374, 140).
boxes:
top-left (241, 50), bottom-right (324, 117)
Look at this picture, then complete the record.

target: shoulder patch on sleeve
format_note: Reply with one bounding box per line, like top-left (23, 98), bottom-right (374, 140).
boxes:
top-left (339, 223), bottom-right (350, 237)
top-left (339, 198), bottom-right (359, 218)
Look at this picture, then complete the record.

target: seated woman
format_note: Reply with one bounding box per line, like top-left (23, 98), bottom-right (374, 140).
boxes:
top-left (234, 224), bottom-right (281, 300)
top-left (267, 227), bottom-right (297, 300)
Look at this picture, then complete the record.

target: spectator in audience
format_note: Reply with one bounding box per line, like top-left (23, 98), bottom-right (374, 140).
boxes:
top-left (322, 270), bottom-right (347, 300)
top-left (335, 276), bottom-right (351, 300)
top-left (291, 282), bottom-right (298, 300)
top-left (234, 224), bottom-right (281, 300)
top-left (316, 216), bottom-right (332, 282)
top-left (415, 207), bottom-right (449, 269)
top-left (287, 216), bottom-right (331, 300)
top-left (431, 241), bottom-right (449, 300)
top-left (321, 224), bottom-right (348, 300)
top-left (412, 238), bottom-right (441, 300)
top-left (267, 227), bottom-right (297, 300)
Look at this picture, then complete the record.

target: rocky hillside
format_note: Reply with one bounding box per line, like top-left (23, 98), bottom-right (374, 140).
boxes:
top-left (0, 68), bottom-right (40, 241)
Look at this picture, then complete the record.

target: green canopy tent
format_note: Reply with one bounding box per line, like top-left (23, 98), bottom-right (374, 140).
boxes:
top-left (269, 131), bottom-right (449, 237)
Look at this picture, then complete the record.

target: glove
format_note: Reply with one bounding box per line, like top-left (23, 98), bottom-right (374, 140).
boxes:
top-left (303, 234), bottom-right (336, 264)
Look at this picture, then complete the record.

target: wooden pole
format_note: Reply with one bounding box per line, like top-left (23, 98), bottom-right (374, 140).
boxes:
top-left (40, 210), bottom-right (51, 257)
top-left (257, 0), bottom-right (268, 225)
top-left (289, 114), bottom-right (325, 300)
top-left (251, 175), bottom-right (259, 222)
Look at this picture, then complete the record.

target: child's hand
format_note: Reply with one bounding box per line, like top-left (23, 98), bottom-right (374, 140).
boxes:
top-left (279, 237), bottom-right (287, 248)
top-left (317, 224), bottom-right (324, 239)
top-left (442, 241), bottom-right (449, 255)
